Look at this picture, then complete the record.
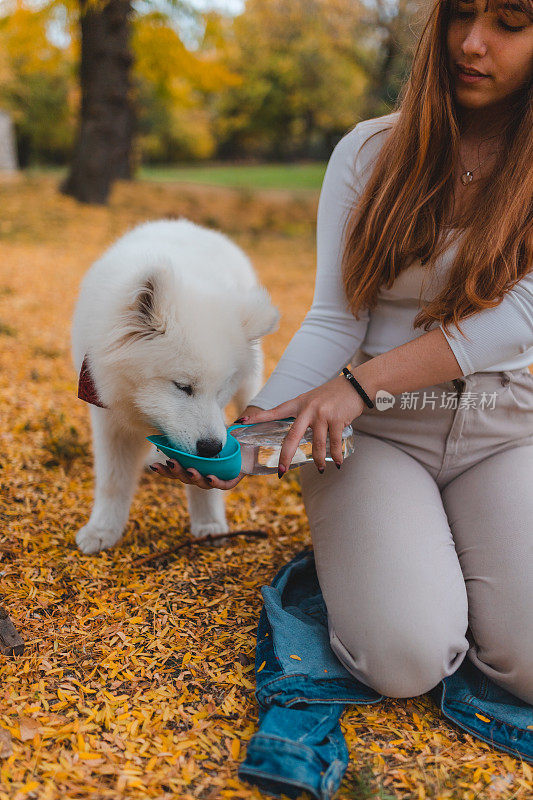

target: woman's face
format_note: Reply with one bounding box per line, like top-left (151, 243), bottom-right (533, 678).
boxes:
top-left (447, 1), bottom-right (533, 110)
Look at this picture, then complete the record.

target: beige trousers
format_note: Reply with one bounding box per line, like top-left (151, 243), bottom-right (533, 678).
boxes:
top-left (299, 355), bottom-right (533, 704)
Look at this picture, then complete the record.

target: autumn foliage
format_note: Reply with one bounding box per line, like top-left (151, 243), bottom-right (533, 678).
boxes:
top-left (0, 173), bottom-right (531, 798)
top-left (0, 0), bottom-right (413, 166)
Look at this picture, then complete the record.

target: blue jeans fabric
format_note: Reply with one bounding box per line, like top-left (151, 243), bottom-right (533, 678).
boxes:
top-left (238, 548), bottom-right (533, 800)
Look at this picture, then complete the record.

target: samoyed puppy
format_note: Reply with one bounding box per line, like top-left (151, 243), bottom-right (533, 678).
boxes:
top-left (71, 218), bottom-right (280, 554)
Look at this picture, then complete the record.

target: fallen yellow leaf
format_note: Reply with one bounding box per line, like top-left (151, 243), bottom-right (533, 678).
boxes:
top-left (18, 717), bottom-right (40, 742)
top-left (0, 729), bottom-right (13, 759)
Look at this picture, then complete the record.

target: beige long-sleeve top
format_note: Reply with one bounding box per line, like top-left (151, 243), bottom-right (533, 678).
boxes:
top-left (249, 111), bottom-right (533, 410)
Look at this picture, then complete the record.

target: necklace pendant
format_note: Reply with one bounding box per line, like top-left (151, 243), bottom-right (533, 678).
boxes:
top-left (461, 171), bottom-right (474, 185)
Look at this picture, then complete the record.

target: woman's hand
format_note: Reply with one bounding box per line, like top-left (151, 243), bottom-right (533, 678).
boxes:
top-left (236, 376), bottom-right (366, 476)
top-left (148, 406), bottom-right (267, 490)
top-left (148, 457), bottom-right (246, 490)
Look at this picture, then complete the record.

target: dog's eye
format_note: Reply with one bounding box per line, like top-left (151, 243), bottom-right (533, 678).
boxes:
top-left (173, 382), bottom-right (193, 396)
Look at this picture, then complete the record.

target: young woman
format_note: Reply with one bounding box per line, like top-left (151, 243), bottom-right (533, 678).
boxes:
top-left (151, 0), bottom-right (533, 704)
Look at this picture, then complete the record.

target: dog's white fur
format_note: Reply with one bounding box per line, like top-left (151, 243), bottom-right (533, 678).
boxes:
top-left (71, 219), bottom-right (279, 554)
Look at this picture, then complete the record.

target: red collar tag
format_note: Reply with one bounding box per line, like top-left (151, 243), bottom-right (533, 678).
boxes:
top-left (78, 355), bottom-right (108, 409)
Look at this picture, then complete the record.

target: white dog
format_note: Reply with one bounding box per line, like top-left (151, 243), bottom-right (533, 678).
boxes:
top-left (71, 219), bottom-right (280, 554)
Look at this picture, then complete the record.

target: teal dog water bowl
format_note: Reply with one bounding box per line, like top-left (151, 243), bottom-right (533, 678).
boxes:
top-left (146, 422), bottom-right (257, 481)
top-left (147, 417), bottom-right (295, 481)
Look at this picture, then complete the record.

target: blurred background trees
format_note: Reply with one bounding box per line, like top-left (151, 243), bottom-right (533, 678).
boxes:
top-left (0, 0), bottom-right (424, 202)
top-left (0, 1), bottom-right (77, 166)
top-left (61, 0), bottom-right (135, 203)
top-left (213, 0), bottom-right (370, 161)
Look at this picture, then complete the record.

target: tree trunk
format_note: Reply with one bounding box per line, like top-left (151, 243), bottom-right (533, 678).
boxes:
top-left (62, 0), bottom-right (135, 205)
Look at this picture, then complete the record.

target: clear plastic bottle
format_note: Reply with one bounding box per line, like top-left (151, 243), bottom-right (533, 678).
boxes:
top-left (229, 418), bottom-right (356, 475)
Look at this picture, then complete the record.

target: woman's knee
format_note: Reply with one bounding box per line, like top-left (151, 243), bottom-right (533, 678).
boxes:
top-left (509, 666), bottom-right (533, 705)
top-left (506, 653), bottom-right (533, 705)
top-left (330, 617), bottom-right (468, 699)
top-left (471, 628), bottom-right (533, 705)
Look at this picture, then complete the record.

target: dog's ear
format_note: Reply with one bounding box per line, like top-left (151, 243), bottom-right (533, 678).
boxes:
top-left (135, 277), bottom-right (159, 330)
top-left (240, 287), bottom-right (280, 342)
top-left (122, 270), bottom-right (170, 342)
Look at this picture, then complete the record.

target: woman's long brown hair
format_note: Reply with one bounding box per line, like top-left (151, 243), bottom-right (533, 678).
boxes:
top-left (341, 0), bottom-right (533, 340)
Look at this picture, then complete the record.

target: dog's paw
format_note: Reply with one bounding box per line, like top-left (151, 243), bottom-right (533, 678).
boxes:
top-left (190, 520), bottom-right (230, 546)
top-left (76, 524), bottom-right (123, 554)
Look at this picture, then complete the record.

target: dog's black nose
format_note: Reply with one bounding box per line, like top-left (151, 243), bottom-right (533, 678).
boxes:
top-left (196, 438), bottom-right (223, 458)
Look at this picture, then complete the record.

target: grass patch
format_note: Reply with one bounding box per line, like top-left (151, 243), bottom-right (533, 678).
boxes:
top-left (140, 162), bottom-right (327, 190)
top-left (24, 162), bottom-right (327, 191)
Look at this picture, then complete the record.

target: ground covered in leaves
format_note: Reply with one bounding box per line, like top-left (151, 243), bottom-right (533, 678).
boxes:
top-left (0, 174), bottom-right (531, 799)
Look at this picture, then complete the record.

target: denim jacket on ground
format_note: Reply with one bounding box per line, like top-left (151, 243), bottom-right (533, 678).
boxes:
top-left (238, 548), bottom-right (533, 800)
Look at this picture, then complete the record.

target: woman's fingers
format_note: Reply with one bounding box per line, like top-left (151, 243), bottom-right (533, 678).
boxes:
top-left (276, 414), bottom-right (348, 476)
top-left (310, 417), bottom-right (329, 471)
top-left (149, 461), bottom-right (178, 479)
top-left (162, 461), bottom-right (212, 489)
top-left (278, 413), bottom-right (312, 475)
top-left (150, 458), bottom-right (199, 484)
top-left (328, 422), bottom-right (345, 467)
top-left (202, 471), bottom-right (246, 490)
top-left (149, 459), bottom-right (244, 490)
top-left (181, 467), bottom-right (217, 490)
top-left (182, 466), bottom-right (245, 490)
top-left (241, 398), bottom-right (298, 424)
top-left (153, 458), bottom-right (194, 483)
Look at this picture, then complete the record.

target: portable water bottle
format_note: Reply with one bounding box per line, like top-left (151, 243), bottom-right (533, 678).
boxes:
top-left (229, 417), bottom-right (357, 475)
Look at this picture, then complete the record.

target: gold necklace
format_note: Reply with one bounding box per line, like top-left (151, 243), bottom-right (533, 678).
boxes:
top-left (458, 145), bottom-right (501, 186)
